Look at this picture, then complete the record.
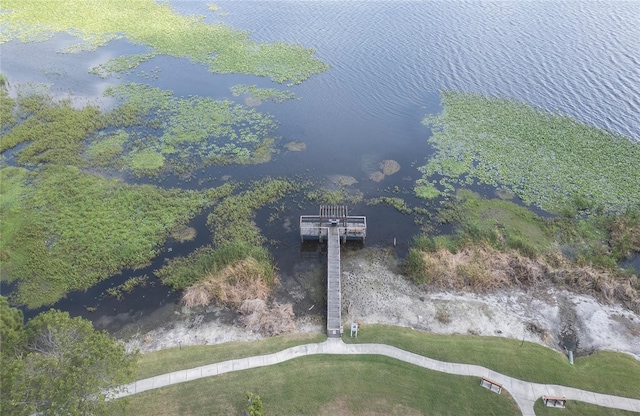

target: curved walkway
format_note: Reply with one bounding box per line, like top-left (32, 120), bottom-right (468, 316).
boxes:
top-left (113, 338), bottom-right (640, 415)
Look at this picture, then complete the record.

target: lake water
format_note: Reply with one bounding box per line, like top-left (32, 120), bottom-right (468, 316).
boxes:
top-left (3, 1), bottom-right (639, 328)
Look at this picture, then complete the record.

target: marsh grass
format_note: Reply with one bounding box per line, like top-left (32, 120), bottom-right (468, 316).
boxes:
top-left (1, 0), bottom-right (328, 84)
top-left (0, 165), bottom-right (216, 307)
top-left (411, 192), bottom-right (640, 307)
top-left (207, 178), bottom-right (296, 247)
top-left (420, 91), bottom-right (640, 213)
top-left (0, 84), bottom-right (16, 131)
top-left (305, 186), bottom-right (363, 205)
top-left (414, 179), bottom-right (441, 199)
top-left (181, 257), bottom-right (273, 309)
top-left (156, 242), bottom-right (273, 291)
top-left (408, 239), bottom-right (640, 312)
top-left (438, 189), bottom-right (552, 254)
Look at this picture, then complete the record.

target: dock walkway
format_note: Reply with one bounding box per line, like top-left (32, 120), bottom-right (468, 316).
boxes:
top-left (300, 205), bottom-right (366, 337)
top-left (326, 226), bottom-right (342, 337)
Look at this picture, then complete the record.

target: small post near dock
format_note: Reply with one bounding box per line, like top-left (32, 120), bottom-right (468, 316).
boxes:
top-left (300, 206), bottom-right (366, 337)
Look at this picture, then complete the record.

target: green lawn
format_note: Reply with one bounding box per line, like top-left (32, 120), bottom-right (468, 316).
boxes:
top-left (136, 332), bottom-right (326, 380)
top-left (126, 355), bottom-right (520, 415)
top-left (534, 398), bottom-right (639, 415)
top-left (343, 325), bottom-right (640, 399)
top-left (128, 325), bottom-right (640, 414)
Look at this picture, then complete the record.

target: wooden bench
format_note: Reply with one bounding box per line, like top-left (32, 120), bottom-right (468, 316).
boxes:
top-left (480, 376), bottom-right (502, 394)
top-left (543, 395), bottom-right (567, 408)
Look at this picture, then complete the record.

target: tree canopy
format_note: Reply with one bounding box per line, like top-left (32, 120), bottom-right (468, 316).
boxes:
top-left (1, 308), bottom-right (137, 415)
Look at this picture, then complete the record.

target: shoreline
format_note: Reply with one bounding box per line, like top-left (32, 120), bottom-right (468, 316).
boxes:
top-left (121, 247), bottom-right (640, 361)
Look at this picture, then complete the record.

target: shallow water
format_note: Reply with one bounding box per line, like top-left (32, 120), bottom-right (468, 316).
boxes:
top-left (2, 1), bottom-right (639, 328)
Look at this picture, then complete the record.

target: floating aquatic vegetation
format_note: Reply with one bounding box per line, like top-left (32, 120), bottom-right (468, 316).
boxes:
top-left (414, 179), bottom-right (440, 200)
top-left (231, 84), bottom-right (296, 103)
top-left (86, 130), bottom-right (128, 167)
top-left (104, 275), bottom-right (148, 301)
top-left (104, 83), bottom-right (279, 175)
top-left (0, 0), bottom-right (329, 83)
top-left (0, 93), bottom-right (106, 166)
top-left (128, 149), bottom-right (165, 178)
top-left (420, 91), bottom-right (640, 213)
top-left (366, 196), bottom-right (413, 215)
top-left (0, 20), bottom-right (55, 44)
top-left (284, 141), bottom-right (306, 151)
top-left (89, 52), bottom-right (157, 78)
top-left (0, 165), bottom-right (224, 308)
top-left (169, 226), bottom-right (196, 243)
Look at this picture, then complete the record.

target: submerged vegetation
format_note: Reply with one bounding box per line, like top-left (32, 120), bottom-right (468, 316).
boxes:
top-left (0, 165), bottom-right (227, 307)
top-left (0, 0), bottom-right (329, 84)
top-left (419, 91), bottom-right (640, 213)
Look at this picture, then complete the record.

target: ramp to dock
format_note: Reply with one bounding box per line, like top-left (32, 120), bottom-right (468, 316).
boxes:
top-left (326, 226), bottom-right (342, 337)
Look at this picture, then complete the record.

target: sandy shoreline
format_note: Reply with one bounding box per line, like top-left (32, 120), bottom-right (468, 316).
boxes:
top-left (122, 247), bottom-right (640, 360)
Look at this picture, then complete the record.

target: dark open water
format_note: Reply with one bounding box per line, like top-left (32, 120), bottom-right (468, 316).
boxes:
top-left (2, 1), bottom-right (639, 329)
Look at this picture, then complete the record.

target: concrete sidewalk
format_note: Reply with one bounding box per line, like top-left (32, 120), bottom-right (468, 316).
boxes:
top-left (113, 338), bottom-right (640, 415)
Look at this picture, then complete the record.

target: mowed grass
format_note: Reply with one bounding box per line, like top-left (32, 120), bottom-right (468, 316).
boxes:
top-left (343, 325), bottom-right (640, 399)
top-left (534, 399), bottom-right (639, 416)
top-left (136, 332), bottom-right (326, 380)
top-left (126, 355), bottom-right (520, 416)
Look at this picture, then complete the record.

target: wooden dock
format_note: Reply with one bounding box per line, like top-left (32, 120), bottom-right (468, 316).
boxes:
top-left (300, 205), bottom-right (366, 243)
top-left (300, 206), bottom-right (366, 337)
top-left (326, 226), bottom-right (341, 336)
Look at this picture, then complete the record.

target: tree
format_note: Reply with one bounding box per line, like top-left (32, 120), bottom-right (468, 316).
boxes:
top-left (0, 296), bottom-right (23, 343)
top-left (1, 309), bottom-right (137, 415)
